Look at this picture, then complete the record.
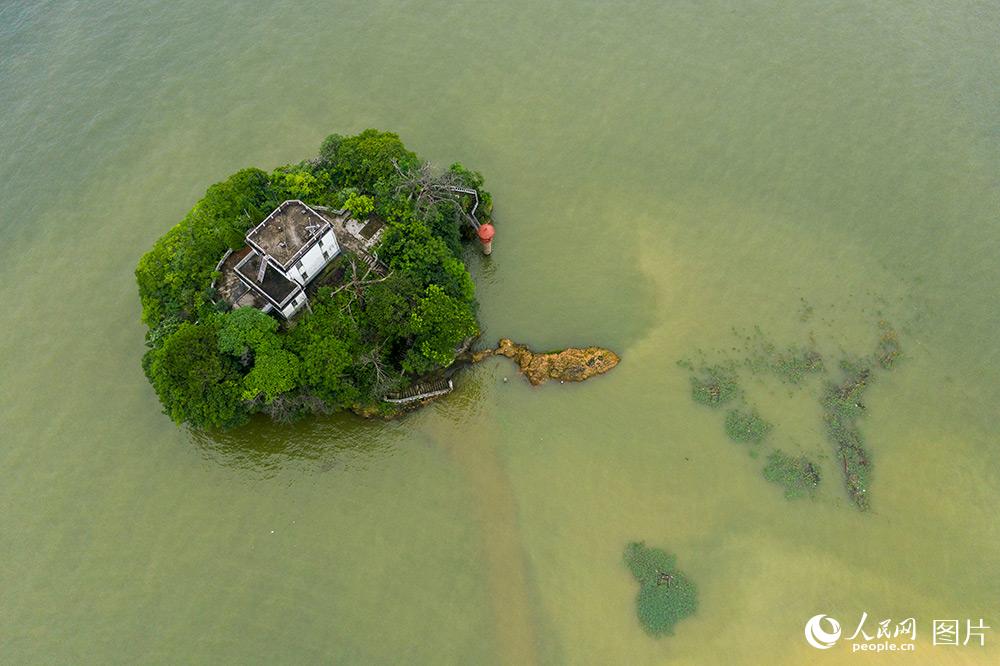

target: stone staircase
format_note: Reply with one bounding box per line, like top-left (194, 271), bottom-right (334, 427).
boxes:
top-left (383, 379), bottom-right (453, 404)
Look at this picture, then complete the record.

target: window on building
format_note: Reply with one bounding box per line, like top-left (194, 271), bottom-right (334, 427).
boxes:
top-left (295, 260), bottom-right (304, 270)
top-left (322, 250), bottom-right (330, 260)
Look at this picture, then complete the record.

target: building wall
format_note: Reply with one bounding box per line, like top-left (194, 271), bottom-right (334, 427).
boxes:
top-left (285, 228), bottom-right (339, 285)
top-left (280, 291), bottom-right (307, 319)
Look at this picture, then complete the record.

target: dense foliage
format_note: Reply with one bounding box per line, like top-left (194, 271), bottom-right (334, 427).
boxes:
top-left (137, 129), bottom-right (492, 428)
top-left (623, 542), bottom-right (698, 637)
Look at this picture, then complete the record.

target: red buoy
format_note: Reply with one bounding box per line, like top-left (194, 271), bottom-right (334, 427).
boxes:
top-left (477, 223), bottom-right (495, 255)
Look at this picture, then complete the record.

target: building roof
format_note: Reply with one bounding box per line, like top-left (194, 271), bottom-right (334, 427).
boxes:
top-left (234, 251), bottom-right (301, 307)
top-left (246, 200), bottom-right (332, 269)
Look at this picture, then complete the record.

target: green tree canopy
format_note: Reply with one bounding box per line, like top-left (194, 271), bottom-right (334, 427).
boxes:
top-left (286, 295), bottom-right (364, 404)
top-left (269, 167), bottom-right (331, 204)
top-left (135, 167), bottom-right (271, 327)
top-left (361, 273), bottom-right (423, 345)
top-left (143, 321), bottom-right (248, 429)
top-left (379, 219), bottom-right (476, 303)
top-left (318, 129), bottom-right (418, 192)
top-left (296, 334), bottom-right (358, 404)
top-left (406, 285), bottom-right (479, 373)
top-left (216, 307), bottom-right (280, 359)
top-left (242, 348), bottom-right (300, 403)
top-left (343, 190), bottom-right (375, 219)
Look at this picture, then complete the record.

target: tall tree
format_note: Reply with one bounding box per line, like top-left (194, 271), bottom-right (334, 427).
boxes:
top-left (143, 322), bottom-right (248, 428)
top-left (216, 307), bottom-right (280, 360)
top-left (406, 285), bottom-right (478, 373)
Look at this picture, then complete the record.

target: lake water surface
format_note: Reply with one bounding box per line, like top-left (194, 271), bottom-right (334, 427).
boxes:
top-left (1, 1), bottom-right (998, 663)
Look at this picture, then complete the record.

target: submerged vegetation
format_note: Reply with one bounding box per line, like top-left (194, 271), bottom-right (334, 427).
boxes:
top-left (724, 408), bottom-right (772, 444)
top-left (690, 366), bottom-right (738, 406)
top-left (683, 319), bottom-right (902, 510)
top-left (623, 542), bottom-right (698, 637)
top-left (742, 327), bottom-right (825, 384)
top-left (821, 359), bottom-right (874, 510)
top-left (762, 346), bottom-right (825, 384)
top-left (876, 320), bottom-right (902, 370)
top-left (136, 129), bottom-right (492, 429)
top-left (762, 450), bottom-right (821, 499)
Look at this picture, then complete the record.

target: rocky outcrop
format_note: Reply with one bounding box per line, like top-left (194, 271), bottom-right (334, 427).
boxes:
top-left (478, 338), bottom-right (620, 386)
top-left (470, 348), bottom-right (496, 363)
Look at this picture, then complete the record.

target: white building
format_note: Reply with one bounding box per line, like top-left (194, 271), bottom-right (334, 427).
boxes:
top-left (232, 200), bottom-right (341, 318)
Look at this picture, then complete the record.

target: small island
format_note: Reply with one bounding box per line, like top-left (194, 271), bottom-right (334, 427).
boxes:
top-left (136, 130), bottom-right (494, 428)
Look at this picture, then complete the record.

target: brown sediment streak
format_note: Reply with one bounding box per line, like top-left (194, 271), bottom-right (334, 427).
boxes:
top-left (422, 419), bottom-right (539, 666)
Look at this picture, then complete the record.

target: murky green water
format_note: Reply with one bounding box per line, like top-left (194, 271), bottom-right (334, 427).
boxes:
top-left (2, 1), bottom-right (998, 663)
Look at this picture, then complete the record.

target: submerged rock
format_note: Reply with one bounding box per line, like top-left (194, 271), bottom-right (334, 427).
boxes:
top-left (481, 338), bottom-right (620, 386)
